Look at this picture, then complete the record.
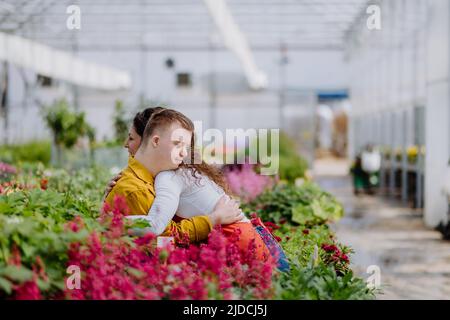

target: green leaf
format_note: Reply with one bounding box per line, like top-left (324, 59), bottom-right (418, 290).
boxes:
top-left (129, 218), bottom-right (151, 229)
top-left (311, 199), bottom-right (327, 220)
top-left (0, 276), bottom-right (12, 294)
top-left (0, 265), bottom-right (33, 282)
top-left (36, 278), bottom-right (51, 291)
top-left (126, 267), bottom-right (144, 279)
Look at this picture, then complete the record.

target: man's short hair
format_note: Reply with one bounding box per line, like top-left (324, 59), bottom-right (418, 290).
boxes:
top-left (142, 108), bottom-right (195, 145)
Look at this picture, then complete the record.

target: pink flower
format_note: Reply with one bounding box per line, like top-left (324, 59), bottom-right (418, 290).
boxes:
top-left (63, 197), bottom-right (276, 300)
top-left (321, 244), bottom-right (338, 253)
top-left (0, 162), bottom-right (17, 175)
top-left (14, 279), bottom-right (41, 300)
top-left (65, 216), bottom-right (85, 233)
top-left (8, 245), bottom-right (22, 266)
top-left (225, 164), bottom-right (275, 202)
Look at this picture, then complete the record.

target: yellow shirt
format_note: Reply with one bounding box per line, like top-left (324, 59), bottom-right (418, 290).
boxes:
top-left (105, 157), bottom-right (213, 243)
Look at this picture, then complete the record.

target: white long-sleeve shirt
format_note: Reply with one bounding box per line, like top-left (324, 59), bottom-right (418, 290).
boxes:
top-left (127, 168), bottom-right (249, 235)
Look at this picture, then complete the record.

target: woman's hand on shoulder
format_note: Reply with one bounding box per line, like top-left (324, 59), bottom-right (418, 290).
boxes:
top-left (102, 172), bottom-right (122, 202)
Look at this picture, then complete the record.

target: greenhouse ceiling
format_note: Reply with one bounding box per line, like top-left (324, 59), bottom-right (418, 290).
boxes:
top-left (0, 0), bottom-right (370, 51)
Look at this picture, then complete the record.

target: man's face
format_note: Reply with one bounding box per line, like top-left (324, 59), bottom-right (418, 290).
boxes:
top-left (155, 122), bottom-right (192, 171)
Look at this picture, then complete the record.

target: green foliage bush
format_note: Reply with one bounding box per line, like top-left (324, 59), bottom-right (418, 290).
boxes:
top-left (112, 100), bottom-right (130, 145)
top-left (241, 181), bottom-right (375, 300)
top-left (43, 99), bottom-right (95, 149)
top-left (0, 141), bottom-right (51, 166)
top-left (274, 264), bottom-right (375, 300)
top-left (255, 131), bottom-right (308, 182)
top-left (243, 182), bottom-right (344, 226)
top-left (0, 165), bottom-right (134, 298)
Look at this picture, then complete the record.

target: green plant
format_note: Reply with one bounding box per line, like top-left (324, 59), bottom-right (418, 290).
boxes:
top-left (0, 214), bottom-right (92, 298)
top-left (277, 132), bottom-right (309, 182)
top-left (254, 131), bottom-right (308, 182)
top-left (43, 165), bottom-right (112, 203)
top-left (0, 141), bottom-right (51, 166)
top-left (243, 182), bottom-right (344, 226)
top-left (43, 99), bottom-right (94, 149)
top-left (276, 226), bottom-right (374, 300)
top-left (279, 225), bottom-right (352, 276)
top-left (274, 263), bottom-right (375, 300)
top-left (112, 100), bottom-right (129, 145)
top-left (0, 163), bottom-right (122, 298)
top-left (281, 225), bottom-right (332, 264)
top-left (43, 100), bottom-right (96, 166)
top-left (0, 184), bottom-right (102, 298)
top-left (278, 153), bottom-right (308, 183)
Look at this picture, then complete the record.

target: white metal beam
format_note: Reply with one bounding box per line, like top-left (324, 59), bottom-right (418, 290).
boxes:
top-left (202, 0), bottom-right (267, 90)
top-left (0, 32), bottom-right (131, 90)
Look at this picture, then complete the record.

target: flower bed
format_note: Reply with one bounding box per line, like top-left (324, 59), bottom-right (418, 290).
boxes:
top-left (240, 182), bottom-right (374, 299)
top-left (0, 164), bottom-right (376, 300)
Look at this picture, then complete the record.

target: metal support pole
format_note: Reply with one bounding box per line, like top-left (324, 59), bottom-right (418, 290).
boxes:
top-left (139, 0), bottom-right (147, 105)
top-left (1, 62), bottom-right (9, 145)
top-left (379, 114), bottom-right (386, 194)
top-left (416, 149), bottom-right (423, 209)
top-left (71, 36), bottom-right (79, 110)
top-left (208, 39), bottom-right (217, 129)
top-left (389, 114), bottom-right (396, 196)
top-left (402, 111), bottom-right (408, 203)
top-left (279, 42), bottom-right (287, 131)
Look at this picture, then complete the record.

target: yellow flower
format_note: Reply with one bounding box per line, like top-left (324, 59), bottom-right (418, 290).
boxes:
top-left (407, 146), bottom-right (418, 157)
top-left (407, 145), bottom-right (419, 163)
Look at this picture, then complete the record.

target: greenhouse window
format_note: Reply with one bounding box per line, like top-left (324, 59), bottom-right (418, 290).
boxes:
top-left (177, 73), bottom-right (192, 88)
top-left (37, 74), bottom-right (53, 87)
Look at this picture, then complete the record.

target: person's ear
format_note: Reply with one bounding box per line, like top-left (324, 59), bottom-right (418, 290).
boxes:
top-left (151, 135), bottom-right (160, 148)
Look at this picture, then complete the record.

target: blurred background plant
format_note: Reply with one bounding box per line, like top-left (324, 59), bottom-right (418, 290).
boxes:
top-left (253, 131), bottom-right (309, 184)
top-left (43, 99), bottom-right (96, 166)
top-left (0, 141), bottom-right (51, 167)
top-left (112, 100), bottom-right (129, 146)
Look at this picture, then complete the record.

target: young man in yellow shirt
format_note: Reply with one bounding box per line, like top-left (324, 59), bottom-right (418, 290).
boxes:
top-left (105, 109), bottom-right (241, 243)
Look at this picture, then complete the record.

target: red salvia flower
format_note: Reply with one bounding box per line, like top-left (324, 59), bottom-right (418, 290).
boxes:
top-left (62, 195), bottom-right (276, 300)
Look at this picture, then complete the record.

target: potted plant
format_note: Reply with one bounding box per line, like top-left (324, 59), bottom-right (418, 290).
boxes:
top-left (43, 99), bottom-right (95, 166)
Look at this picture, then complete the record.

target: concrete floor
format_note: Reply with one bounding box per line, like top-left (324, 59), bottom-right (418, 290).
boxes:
top-left (313, 158), bottom-right (450, 300)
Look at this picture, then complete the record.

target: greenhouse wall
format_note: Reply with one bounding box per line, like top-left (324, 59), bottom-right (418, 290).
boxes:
top-left (346, 0), bottom-right (450, 227)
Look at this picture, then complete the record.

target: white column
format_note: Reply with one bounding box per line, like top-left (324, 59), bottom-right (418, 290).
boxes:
top-left (424, 0), bottom-right (450, 227)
